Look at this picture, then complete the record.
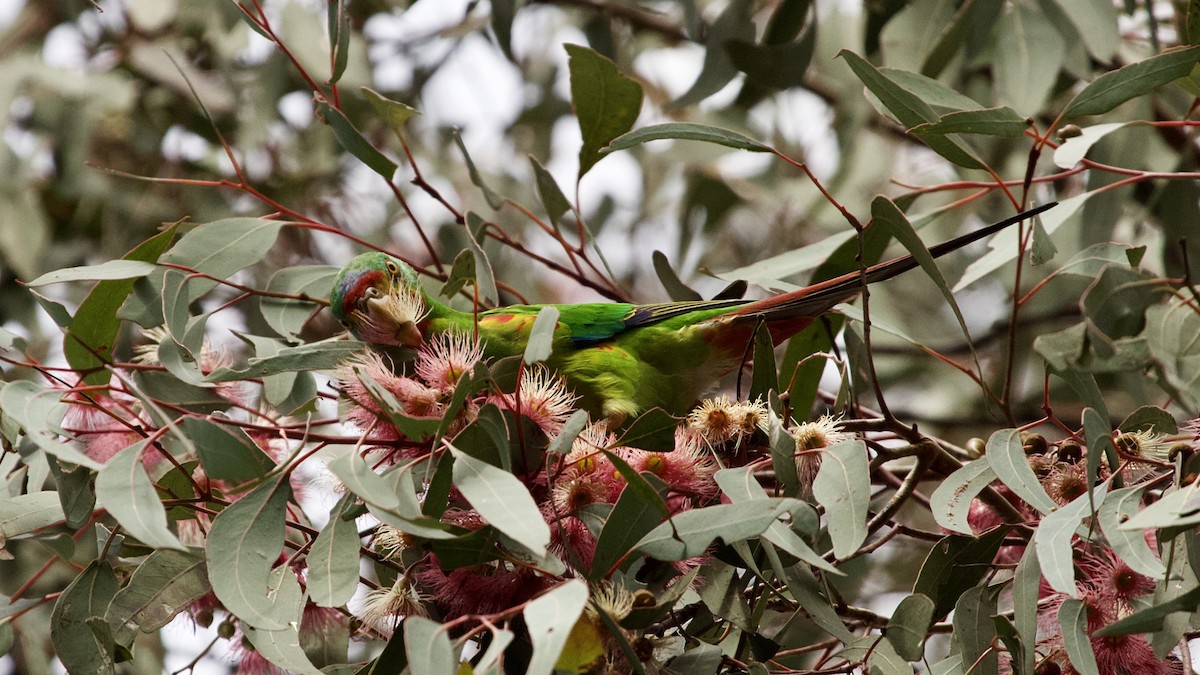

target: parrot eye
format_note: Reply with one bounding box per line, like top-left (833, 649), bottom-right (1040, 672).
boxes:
top-left (384, 260), bottom-right (400, 276)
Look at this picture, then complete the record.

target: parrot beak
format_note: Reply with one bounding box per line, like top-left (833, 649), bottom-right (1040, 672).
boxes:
top-left (364, 295), bottom-right (425, 349)
top-left (392, 320), bottom-right (424, 349)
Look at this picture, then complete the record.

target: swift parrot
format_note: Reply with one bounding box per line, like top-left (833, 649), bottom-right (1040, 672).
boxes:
top-left (331, 203), bottom-right (1054, 420)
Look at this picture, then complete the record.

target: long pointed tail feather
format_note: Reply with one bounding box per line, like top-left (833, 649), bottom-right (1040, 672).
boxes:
top-left (729, 202), bottom-right (1057, 322)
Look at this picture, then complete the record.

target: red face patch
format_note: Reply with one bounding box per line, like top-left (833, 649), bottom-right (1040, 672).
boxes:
top-left (343, 269), bottom-right (386, 313)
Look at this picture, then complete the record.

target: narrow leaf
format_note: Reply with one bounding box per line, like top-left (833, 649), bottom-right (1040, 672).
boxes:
top-left (1098, 486), bottom-right (1166, 578)
top-left (651, 251), bottom-right (702, 302)
top-left (453, 130), bottom-right (504, 210)
top-left (464, 212), bottom-right (499, 306)
top-left (1058, 598), bottom-right (1100, 675)
top-left (307, 493), bottom-right (361, 608)
top-left (317, 100), bottom-right (398, 179)
top-left (206, 339), bottom-right (367, 382)
top-left (1082, 407), bottom-right (1119, 489)
top-left (986, 428), bottom-right (1057, 515)
top-left (206, 475), bottom-right (294, 629)
top-left (837, 50), bottom-right (982, 168)
top-left (523, 307), bottom-right (560, 364)
top-left (1034, 481), bottom-right (1109, 596)
top-left (566, 44), bottom-right (644, 177)
top-left (873, 197), bottom-right (980, 371)
top-left (449, 446), bottom-right (550, 557)
top-left (605, 122), bottom-right (771, 154)
top-left (403, 616), bottom-right (456, 675)
top-left (929, 457), bottom-right (996, 535)
top-left (524, 580), bottom-right (589, 675)
top-left (1053, 122), bottom-right (1127, 168)
top-left (530, 156), bottom-right (572, 225)
top-left (910, 106), bottom-right (1028, 137)
top-left (95, 441), bottom-right (184, 550)
top-left (327, 0), bottom-right (350, 82)
top-left (105, 550), bottom-right (209, 645)
top-left (1063, 46), bottom-right (1200, 118)
top-left (27, 260), bottom-right (157, 286)
top-left (812, 440), bottom-right (869, 558)
top-left (1012, 546), bottom-right (1041, 675)
top-left (636, 499), bottom-right (799, 560)
top-left (1094, 585), bottom-right (1200, 636)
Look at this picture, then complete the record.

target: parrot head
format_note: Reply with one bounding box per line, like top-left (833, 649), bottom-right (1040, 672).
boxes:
top-left (330, 252), bottom-right (427, 348)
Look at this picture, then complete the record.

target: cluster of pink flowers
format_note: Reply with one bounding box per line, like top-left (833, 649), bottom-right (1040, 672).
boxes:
top-left (60, 331), bottom-right (335, 674)
top-left (333, 332), bottom-right (733, 630)
top-left (967, 432), bottom-right (1185, 674)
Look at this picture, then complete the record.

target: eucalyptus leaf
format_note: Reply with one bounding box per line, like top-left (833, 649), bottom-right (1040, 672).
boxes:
top-left (1053, 122), bottom-right (1127, 168)
top-left (886, 594), bottom-right (934, 661)
top-left (1012, 546), bottom-right (1041, 674)
top-left (1034, 481), bottom-right (1108, 596)
top-left (27, 260), bottom-right (157, 287)
top-left (591, 472), bottom-right (666, 579)
top-left (94, 440), bottom-right (184, 551)
top-left (361, 87), bottom-right (419, 140)
top-left (929, 457), bottom-right (996, 535)
top-left (449, 446), bottom-right (550, 557)
top-left (1098, 485), bottom-right (1166, 578)
top-left (566, 44), bottom-right (643, 177)
top-left (206, 475), bottom-right (295, 630)
top-left (524, 580), bottom-right (589, 675)
top-left (1062, 46), bottom-right (1200, 118)
top-left (105, 549), bottom-right (209, 646)
top-left (994, 2), bottom-right (1065, 114)
top-left (910, 106), bottom-right (1028, 137)
top-left (0, 380), bottom-right (101, 470)
top-left (986, 428), bottom-right (1057, 515)
top-left (0, 491), bottom-right (66, 543)
top-left (913, 530), bottom-right (1006, 619)
top-left (523, 306), bottom-right (560, 364)
top-left (636, 499), bottom-right (799, 560)
top-left (1058, 598), bottom-right (1100, 675)
top-left (307, 494), bottom-right (361, 608)
top-left (317, 101), bottom-right (397, 180)
top-left (403, 616), bottom-right (456, 675)
top-left (259, 265), bottom-right (337, 340)
top-left (667, 0), bottom-right (753, 109)
top-left (605, 123), bottom-right (772, 155)
top-left (240, 570), bottom-right (320, 675)
top-left (811, 440), bottom-right (869, 558)
top-left (51, 561), bottom-right (118, 675)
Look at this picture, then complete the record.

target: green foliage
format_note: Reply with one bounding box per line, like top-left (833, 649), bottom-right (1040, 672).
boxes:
top-left (5, 1), bottom-right (1200, 673)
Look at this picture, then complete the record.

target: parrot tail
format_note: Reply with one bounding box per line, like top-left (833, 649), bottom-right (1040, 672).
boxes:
top-left (729, 202), bottom-right (1057, 323)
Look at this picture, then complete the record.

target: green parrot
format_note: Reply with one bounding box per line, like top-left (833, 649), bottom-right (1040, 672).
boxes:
top-left (331, 203), bottom-right (1054, 420)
